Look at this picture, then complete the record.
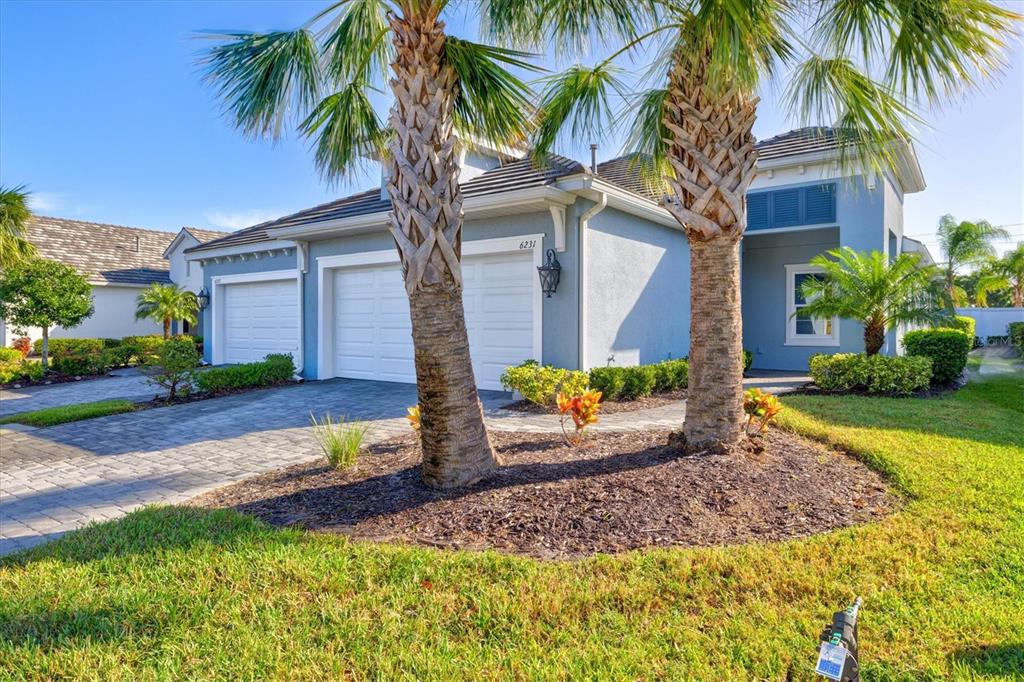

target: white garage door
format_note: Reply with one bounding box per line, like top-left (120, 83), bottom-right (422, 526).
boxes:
top-left (222, 279), bottom-right (299, 364)
top-left (332, 251), bottom-right (536, 390)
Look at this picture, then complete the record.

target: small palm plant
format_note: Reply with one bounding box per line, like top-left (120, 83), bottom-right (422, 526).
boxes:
top-left (0, 185), bottom-right (37, 269)
top-left (135, 283), bottom-right (198, 339)
top-left (976, 243), bottom-right (1024, 308)
top-left (797, 248), bottom-right (950, 355)
top-left (311, 413), bottom-right (367, 469)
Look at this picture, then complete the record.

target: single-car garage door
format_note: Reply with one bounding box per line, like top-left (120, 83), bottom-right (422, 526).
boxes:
top-left (332, 251), bottom-right (536, 390)
top-left (222, 279), bottom-right (299, 364)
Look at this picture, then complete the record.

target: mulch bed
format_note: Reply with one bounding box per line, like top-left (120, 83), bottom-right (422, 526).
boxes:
top-left (190, 428), bottom-right (897, 559)
top-left (1, 371), bottom-right (118, 390)
top-left (501, 389), bottom-right (687, 415)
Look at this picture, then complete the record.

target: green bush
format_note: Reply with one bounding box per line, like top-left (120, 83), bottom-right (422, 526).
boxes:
top-left (903, 328), bottom-right (971, 385)
top-left (310, 413), bottom-right (366, 470)
top-left (619, 365), bottom-right (657, 400)
top-left (122, 335), bottom-right (166, 363)
top-left (950, 315), bottom-right (976, 341)
top-left (196, 353), bottom-right (295, 393)
top-left (51, 352), bottom-right (112, 377)
top-left (0, 348), bottom-right (43, 384)
top-left (809, 353), bottom-right (932, 395)
top-left (1009, 322), bottom-right (1024, 354)
top-left (653, 359), bottom-right (689, 392)
top-left (588, 366), bottom-right (626, 401)
top-left (0, 347), bottom-right (21, 363)
top-left (499, 360), bottom-right (589, 406)
top-left (743, 350), bottom-right (753, 373)
top-left (102, 338), bottom-right (123, 348)
top-left (32, 337), bottom-right (103, 358)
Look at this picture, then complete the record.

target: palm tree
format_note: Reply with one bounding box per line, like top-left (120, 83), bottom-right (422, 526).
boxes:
top-left (936, 214), bottom-right (1010, 304)
top-left (200, 0), bottom-right (536, 487)
top-left (485, 0), bottom-right (1020, 447)
top-left (136, 283), bottom-right (198, 339)
top-left (0, 185), bottom-right (37, 269)
top-left (976, 243), bottom-right (1024, 307)
top-left (798, 248), bottom-right (949, 355)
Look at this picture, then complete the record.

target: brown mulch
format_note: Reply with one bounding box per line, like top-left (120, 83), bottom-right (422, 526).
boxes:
top-left (501, 389), bottom-right (687, 415)
top-left (1, 371), bottom-right (117, 390)
top-left (190, 428), bottom-right (897, 559)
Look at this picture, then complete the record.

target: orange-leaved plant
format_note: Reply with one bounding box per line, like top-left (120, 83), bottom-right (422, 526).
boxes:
top-left (556, 389), bottom-right (602, 445)
top-left (406, 405), bottom-right (421, 433)
top-left (743, 388), bottom-right (782, 435)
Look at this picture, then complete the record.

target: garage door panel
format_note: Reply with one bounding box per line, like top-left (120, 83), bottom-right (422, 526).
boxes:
top-left (222, 279), bottom-right (299, 365)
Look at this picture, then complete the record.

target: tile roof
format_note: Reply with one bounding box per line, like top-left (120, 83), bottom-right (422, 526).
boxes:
top-left (24, 216), bottom-right (175, 285)
top-left (595, 155), bottom-right (664, 201)
top-left (183, 227), bottom-right (231, 244)
top-left (755, 127), bottom-right (841, 161)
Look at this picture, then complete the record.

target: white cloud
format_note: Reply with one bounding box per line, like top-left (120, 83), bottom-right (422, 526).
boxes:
top-left (203, 209), bottom-right (281, 231)
top-left (27, 191), bottom-right (63, 212)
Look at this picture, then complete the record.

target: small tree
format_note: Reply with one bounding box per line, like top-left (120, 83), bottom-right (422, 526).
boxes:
top-left (0, 185), bottom-right (37, 269)
top-left (798, 248), bottom-right (949, 355)
top-left (144, 337), bottom-right (199, 400)
top-left (135, 283), bottom-right (198, 339)
top-left (0, 258), bottom-right (93, 369)
top-left (976, 243), bottom-right (1024, 308)
top-left (936, 215), bottom-right (1010, 305)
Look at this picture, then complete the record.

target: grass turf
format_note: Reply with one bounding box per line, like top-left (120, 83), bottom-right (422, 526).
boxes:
top-left (0, 399), bottom-right (136, 427)
top-left (0, 375), bottom-right (1021, 680)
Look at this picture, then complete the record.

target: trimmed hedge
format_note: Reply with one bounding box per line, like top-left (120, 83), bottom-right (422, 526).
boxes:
top-left (1009, 322), bottom-right (1024, 355)
top-left (743, 350), bottom-right (753, 373)
top-left (589, 359), bottom-right (688, 401)
top-left (903, 328), bottom-right (971, 385)
top-left (196, 353), bottom-right (295, 393)
top-left (653, 359), bottom-right (689, 392)
top-left (32, 338), bottom-right (103, 357)
top-left (499, 360), bottom-right (589, 406)
top-left (809, 353), bottom-right (932, 395)
top-left (949, 315), bottom-right (976, 342)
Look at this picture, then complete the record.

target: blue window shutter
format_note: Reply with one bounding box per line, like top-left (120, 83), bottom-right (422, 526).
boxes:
top-left (747, 192), bottom-right (769, 229)
top-left (804, 183), bottom-right (836, 223)
top-left (772, 188), bottom-right (800, 226)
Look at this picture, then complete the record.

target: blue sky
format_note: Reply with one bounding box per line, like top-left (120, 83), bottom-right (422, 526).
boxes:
top-left (2, 1), bottom-right (1022, 257)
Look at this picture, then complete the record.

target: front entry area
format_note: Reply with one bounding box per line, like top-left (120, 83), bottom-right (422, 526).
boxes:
top-left (319, 237), bottom-right (543, 391)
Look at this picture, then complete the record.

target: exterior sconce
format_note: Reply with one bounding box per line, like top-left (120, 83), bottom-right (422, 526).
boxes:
top-left (536, 249), bottom-right (561, 298)
top-left (196, 287), bottom-right (210, 311)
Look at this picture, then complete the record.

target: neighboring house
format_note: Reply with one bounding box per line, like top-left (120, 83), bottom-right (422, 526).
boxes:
top-left (0, 218), bottom-right (226, 345)
top-left (163, 226), bottom-right (230, 333)
top-left (185, 127), bottom-right (928, 387)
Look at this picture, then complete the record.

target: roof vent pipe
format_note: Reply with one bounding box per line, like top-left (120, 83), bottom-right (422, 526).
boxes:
top-left (135, 235), bottom-right (141, 252)
top-left (590, 143), bottom-right (598, 173)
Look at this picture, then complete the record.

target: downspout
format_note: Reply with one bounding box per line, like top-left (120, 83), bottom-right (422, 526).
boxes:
top-left (578, 192), bottom-right (607, 371)
top-left (295, 241), bottom-right (309, 377)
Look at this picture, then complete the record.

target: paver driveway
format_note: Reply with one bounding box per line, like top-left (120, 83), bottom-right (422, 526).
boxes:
top-left (0, 368), bottom-right (156, 418)
top-left (0, 379), bottom-right (510, 555)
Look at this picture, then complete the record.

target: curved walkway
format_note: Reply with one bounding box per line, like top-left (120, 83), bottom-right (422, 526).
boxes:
top-left (0, 373), bottom-right (806, 556)
top-left (0, 368), bottom-right (155, 418)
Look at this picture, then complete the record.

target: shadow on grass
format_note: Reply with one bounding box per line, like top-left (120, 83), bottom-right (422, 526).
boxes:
top-left (949, 643), bottom-right (1024, 677)
top-left (0, 604), bottom-right (156, 651)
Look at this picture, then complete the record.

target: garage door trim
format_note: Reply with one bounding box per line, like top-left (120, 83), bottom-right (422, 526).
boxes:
top-left (315, 234), bottom-right (545, 381)
top-left (210, 269), bottom-right (300, 367)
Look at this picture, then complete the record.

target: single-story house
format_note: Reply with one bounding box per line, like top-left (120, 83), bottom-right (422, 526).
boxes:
top-left (0, 217), bottom-right (226, 345)
top-left (185, 127), bottom-right (929, 389)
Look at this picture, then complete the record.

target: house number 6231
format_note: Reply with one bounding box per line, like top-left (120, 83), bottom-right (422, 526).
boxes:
top-left (518, 240), bottom-right (536, 250)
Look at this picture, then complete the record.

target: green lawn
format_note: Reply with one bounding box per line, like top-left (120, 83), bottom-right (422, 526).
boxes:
top-left (1, 376), bottom-right (1021, 680)
top-left (0, 399), bottom-right (136, 427)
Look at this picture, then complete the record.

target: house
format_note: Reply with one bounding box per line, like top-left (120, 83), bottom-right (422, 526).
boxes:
top-left (184, 127), bottom-right (928, 387)
top-left (162, 226), bottom-right (231, 333)
top-left (0, 217), bottom-right (225, 345)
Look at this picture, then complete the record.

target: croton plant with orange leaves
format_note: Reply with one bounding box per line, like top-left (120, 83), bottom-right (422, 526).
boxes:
top-left (556, 389), bottom-right (602, 446)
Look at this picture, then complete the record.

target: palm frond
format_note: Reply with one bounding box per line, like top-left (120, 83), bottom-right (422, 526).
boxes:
top-left (620, 87), bottom-right (672, 193)
top-left (200, 29), bottom-right (322, 139)
top-left (0, 184), bottom-right (37, 269)
top-left (482, 0), bottom-right (653, 53)
top-left (443, 38), bottom-right (538, 148)
top-left (531, 63), bottom-right (625, 158)
top-left (320, 0), bottom-right (391, 84)
top-left (299, 80), bottom-right (389, 180)
top-left (814, 0), bottom-right (892, 68)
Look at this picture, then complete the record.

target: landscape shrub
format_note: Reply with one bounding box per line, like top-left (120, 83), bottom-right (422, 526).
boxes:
top-left (0, 347), bottom-right (22, 364)
top-left (196, 353), bottom-right (295, 393)
top-left (102, 338), bottom-right (123, 348)
top-left (619, 365), bottom-right (657, 400)
top-left (809, 353), bottom-right (932, 395)
top-left (11, 337), bottom-right (30, 358)
top-left (556, 389), bottom-right (602, 445)
top-left (32, 337), bottom-right (103, 358)
top-left (50, 352), bottom-right (112, 377)
top-left (1008, 322), bottom-right (1024, 355)
top-left (903, 328), bottom-right (971, 385)
top-left (499, 360), bottom-right (589, 406)
top-left (743, 350), bottom-right (753, 373)
top-left (0, 359), bottom-right (43, 384)
top-left (122, 335), bottom-right (166, 363)
top-left (104, 345), bottom-right (136, 368)
top-left (310, 413), bottom-right (366, 469)
top-left (949, 315), bottom-right (976, 342)
top-left (588, 367), bottom-right (626, 401)
top-left (743, 388), bottom-right (782, 435)
top-left (653, 358), bottom-right (689, 392)
top-left (145, 337), bottom-right (199, 400)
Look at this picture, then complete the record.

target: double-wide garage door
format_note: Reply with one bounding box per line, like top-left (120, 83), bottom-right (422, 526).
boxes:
top-left (222, 279), bottom-right (300, 364)
top-left (332, 251), bottom-right (536, 390)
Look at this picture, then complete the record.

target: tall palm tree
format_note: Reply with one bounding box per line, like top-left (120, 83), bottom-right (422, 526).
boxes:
top-left (0, 185), bottom-right (37, 269)
top-left (200, 0), bottom-right (535, 487)
top-left (136, 283), bottom-right (198, 339)
top-left (486, 0), bottom-right (1020, 447)
top-left (936, 214), bottom-right (1009, 304)
top-left (976, 243), bottom-right (1024, 307)
top-left (798, 248), bottom-right (948, 355)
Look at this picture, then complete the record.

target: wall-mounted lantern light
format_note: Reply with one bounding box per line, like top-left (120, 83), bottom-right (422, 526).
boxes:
top-left (536, 249), bottom-right (561, 298)
top-left (196, 287), bottom-right (210, 311)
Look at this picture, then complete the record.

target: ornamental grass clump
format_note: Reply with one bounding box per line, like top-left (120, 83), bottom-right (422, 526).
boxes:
top-left (556, 389), bottom-right (602, 446)
top-left (310, 413), bottom-right (366, 470)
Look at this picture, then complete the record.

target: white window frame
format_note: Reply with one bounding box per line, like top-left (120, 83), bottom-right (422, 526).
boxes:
top-left (785, 263), bottom-right (840, 347)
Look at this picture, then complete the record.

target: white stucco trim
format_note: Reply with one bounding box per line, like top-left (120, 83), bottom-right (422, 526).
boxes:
top-left (784, 263), bottom-right (840, 347)
top-left (185, 240), bottom-right (296, 262)
top-left (744, 222), bottom-right (839, 237)
top-left (315, 235), bottom-right (545, 381)
top-left (209, 269), bottom-right (300, 366)
top-left (578, 194), bottom-right (608, 371)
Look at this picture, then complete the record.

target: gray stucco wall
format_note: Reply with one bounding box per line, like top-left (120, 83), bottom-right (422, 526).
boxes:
top-left (584, 206), bottom-right (690, 369)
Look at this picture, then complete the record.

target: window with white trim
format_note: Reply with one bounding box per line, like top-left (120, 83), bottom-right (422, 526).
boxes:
top-left (785, 264), bottom-right (839, 346)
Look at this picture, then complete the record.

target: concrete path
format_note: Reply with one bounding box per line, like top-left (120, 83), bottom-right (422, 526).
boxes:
top-left (0, 368), bottom-right (157, 418)
top-left (0, 372), bottom-right (807, 557)
top-left (971, 345), bottom-right (1022, 376)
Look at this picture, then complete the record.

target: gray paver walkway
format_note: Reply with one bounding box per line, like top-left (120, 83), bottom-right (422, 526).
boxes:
top-left (0, 372), bottom-right (807, 556)
top-left (0, 368), bottom-right (156, 418)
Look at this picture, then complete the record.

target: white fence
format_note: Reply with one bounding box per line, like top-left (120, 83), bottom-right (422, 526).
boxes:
top-left (955, 307), bottom-right (1024, 340)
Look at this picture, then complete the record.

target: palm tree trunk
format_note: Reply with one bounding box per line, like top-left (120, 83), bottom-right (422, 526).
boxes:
top-left (163, 318), bottom-right (170, 339)
top-left (864, 320), bottom-right (886, 355)
top-left (661, 49), bottom-right (758, 448)
top-left (386, 8), bottom-right (498, 488)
